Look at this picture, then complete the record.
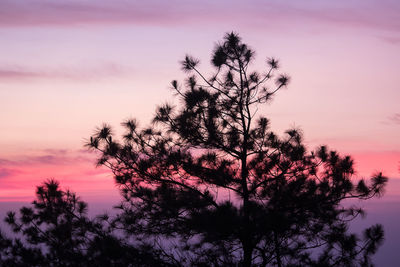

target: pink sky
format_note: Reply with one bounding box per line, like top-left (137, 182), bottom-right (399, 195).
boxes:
top-left (0, 0), bottom-right (399, 202)
top-left (0, 1), bottom-right (399, 264)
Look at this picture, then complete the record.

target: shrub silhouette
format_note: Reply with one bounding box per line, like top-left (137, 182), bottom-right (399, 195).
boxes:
top-left (2, 32), bottom-right (387, 266)
top-left (1, 179), bottom-right (169, 266)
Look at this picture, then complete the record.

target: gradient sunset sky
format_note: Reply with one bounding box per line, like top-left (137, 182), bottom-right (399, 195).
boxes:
top-left (0, 0), bottom-right (399, 200)
top-left (1, 1), bottom-right (400, 265)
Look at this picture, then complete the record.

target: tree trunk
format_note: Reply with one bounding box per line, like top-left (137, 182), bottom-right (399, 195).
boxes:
top-left (243, 241), bottom-right (253, 267)
top-left (274, 231), bottom-right (282, 267)
top-left (241, 154), bottom-right (253, 267)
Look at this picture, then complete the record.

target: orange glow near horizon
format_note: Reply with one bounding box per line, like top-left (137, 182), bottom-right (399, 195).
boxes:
top-left (0, 148), bottom-right (398, 202)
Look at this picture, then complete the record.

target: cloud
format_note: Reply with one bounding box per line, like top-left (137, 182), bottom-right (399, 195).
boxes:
top-left (0, 69), bottom-right (41, 79)
top-left (0, 149), bottom-right (97, 167)
top-left (0, 168), bottom-right (22, 179)
top-left (378, 36), bottom-right (400, 45)
top-left (388, 113), bottom-right (400, 125)
top-left (0, 0), bottom-right (399, 36)
top-left (0, 63), bottom-right (129, 82)
top-left (0, 0), bottom-right (179, 27)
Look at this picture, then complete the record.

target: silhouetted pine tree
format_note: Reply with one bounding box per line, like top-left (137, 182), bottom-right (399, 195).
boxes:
top-left (86, 33), bottom-right (387, 266)
top-left (1, 33), bottom-right (387, 267)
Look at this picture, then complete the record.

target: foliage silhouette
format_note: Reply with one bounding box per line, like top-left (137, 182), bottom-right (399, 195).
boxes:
top-left (0, 180), bottom-right (169, 266)
top-left (1, 32), bottom-right (387, 266)
top-left (86, 32), bottom-right (387, 266)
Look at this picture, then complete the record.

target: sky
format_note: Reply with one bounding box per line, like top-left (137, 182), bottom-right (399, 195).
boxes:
top-left (0, 0), bottom-right (399, 264)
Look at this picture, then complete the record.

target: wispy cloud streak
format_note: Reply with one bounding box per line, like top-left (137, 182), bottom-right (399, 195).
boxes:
top-left (0, 168), bottom-right (21, 179)
top-left (388, 113), bottom-right (400, 125)
top-left (0, 63), bottom-right (129, 82)
top-left (0, 0), bottom-right (399, 35)
top-left (0, 149), bottom-right (94, 166)
top-left (0, 0), bottom-right (178, 27)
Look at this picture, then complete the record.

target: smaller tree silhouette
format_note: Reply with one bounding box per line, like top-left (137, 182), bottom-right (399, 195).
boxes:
top-left (86, 32), bottom-right (388, 266)
top-left (0, 179), bottom-right (169, 266)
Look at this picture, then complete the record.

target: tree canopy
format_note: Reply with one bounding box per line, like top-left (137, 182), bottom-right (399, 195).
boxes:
top-left (1, 32), bottom-right (387, 266)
